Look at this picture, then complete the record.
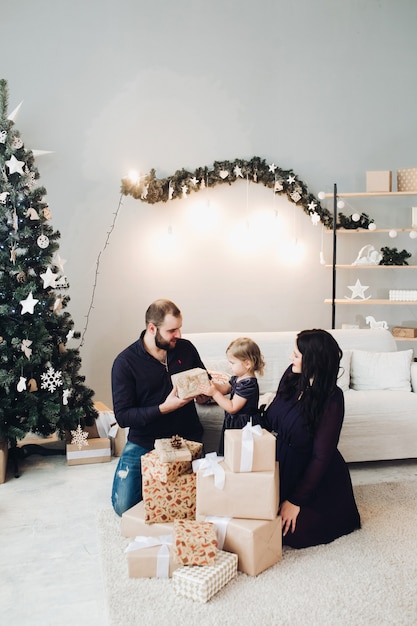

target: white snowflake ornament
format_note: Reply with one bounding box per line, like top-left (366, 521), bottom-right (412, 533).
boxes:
top-left (40, 366), bottom-right (63, 392)
top-left (70, 424), bottom-right (89, 450)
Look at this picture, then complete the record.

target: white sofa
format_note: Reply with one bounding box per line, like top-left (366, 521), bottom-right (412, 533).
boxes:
top-left (184, 329), bottom-right (417, 463)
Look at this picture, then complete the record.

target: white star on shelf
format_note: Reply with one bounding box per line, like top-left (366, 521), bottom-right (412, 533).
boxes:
top-left (40, 266), bottom-right (58, 289)
top-left (20, 291), bottom-right (39, 314)
top-left (308, 201), bottom-right (317, 211)
top-left (345, 279), bottom-right (371, 300)
top-left (287, 175), bottom-right (296, 185)
top-left (6, 154), bottom-right (25, 175)
top-left (268, 163), bottom-right (277, 173)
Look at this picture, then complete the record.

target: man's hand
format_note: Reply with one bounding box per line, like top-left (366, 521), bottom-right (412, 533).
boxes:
top-left (159, 386), bottom-right (193, 414)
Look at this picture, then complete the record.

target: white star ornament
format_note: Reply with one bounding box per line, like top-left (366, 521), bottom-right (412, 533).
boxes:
top-left (6, 154), bottom-right (25, 175)
top-left (20, 291), bottom-right (39, 314)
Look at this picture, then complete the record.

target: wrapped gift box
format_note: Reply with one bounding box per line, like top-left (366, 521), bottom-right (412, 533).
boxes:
top-left (366, 170), bottom-right (392, 192)
top-left (171, 367), bottom-right (209, 399)
top-left (224, 426), bottom-right (276, 472)
top-left (0, 438), bottom-right (7, 484)
top-left (121, 501), bottom-right (175, 537)
top-left (397, 167), bottom-right (417, 192)
top-left (125, 535), bottom-right (179, 578)
top-left (173, 519), bottom-right (218, 566)
top-left (196, 461), bottom-right (279, 521)
top-left (93, 401), bottom-right (126, 457)
top-left (172, 550), bottom-right (238, 603)
top-left (391, 326), bottom-right (417, 338)
top-left (141, 449), bottom-right (193, 484)
top-left (66, 437), bottom-right (111, 466)
top-left (198, 514), bottom-right (282, 576)
top-left (154, 436), bottom-right (202, 462)
top-left (142, 468), bottom-right (196, 523)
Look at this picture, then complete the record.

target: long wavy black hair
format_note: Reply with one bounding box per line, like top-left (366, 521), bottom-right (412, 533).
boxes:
top-left (279, 329), bottom-right (343, 433)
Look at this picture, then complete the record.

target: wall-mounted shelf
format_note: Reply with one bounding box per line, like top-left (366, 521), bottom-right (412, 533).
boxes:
top-left (325, 265), bottom-right (417, 269)
top-left (324, 184), bottom-right (417, 329)
top-left (325, 299), bottom-right (417, 305)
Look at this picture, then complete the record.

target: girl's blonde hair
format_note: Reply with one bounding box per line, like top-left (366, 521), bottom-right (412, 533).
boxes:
top-left (226, 337), bottom-right (265, 376)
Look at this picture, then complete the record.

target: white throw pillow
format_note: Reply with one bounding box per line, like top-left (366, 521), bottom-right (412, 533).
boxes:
top-left (338, 350), bottom-right (351, 392)
top-left (350, 349), bottom-right (413, 391)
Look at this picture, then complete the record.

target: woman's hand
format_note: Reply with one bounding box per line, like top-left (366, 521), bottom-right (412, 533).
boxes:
top-left (279, 500), bottom-right (300, 536)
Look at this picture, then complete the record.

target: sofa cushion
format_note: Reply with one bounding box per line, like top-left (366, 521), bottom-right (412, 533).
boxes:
top-left (350, 349), bottom-right (413, 391)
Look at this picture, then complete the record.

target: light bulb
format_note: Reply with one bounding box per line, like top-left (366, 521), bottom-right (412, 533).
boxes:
top-left (389, 230), bottom-right (398, 238)
top-left (368, 223), bottom-right (376, 231)
top-left (337, 200), bottom-right (345, 209)
top-left (128, 170), bottom-right (140, 184)
top-left (318, 191), bottom-right (326, 200)
top-left (352, 213), bottom-right (360, 222)
top-left (410, 230), bottom-right (417, 239)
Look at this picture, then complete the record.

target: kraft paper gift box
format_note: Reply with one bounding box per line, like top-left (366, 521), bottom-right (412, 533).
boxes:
top-left (155, 436), bottom-right (203, 464)
top-left (93, 401), bottom-right (126, 457)
top-left (198, 514), bottom-right (282, 576)
top-left (66, 437), bottom-right (111, 465)
top-left (171, 367), bottom-right (209, 399)
top-left (172, 550), bottom-right (238, 603)
top-left (141, 449), bottom-right (193, 485)
top-left (121, 501), bottom-right (175, 537)
top-left (366, 170), bottom-right (392, 192)
top-left (224, 425), bottom-right (276, 472)
top-left (125, 535), bottom-right (180, 578)
top-left (142, 466), bottom-right (197, 523)
top-left (397, 167), bottom-right (417, 192)
top-left (194, 454), bottom-right (279, 521)
top-left (173, 519), bottom-right (218, 566)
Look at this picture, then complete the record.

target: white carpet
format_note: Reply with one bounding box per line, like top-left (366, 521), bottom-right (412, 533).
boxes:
top-left (97, 481), bottom-right (417, 626)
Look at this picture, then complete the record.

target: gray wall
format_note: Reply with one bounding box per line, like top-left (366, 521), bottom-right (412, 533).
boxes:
top-left (2, 0), bottom-right (417, 406)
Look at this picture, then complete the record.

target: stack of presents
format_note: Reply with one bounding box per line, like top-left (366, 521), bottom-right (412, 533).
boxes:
top-left (121, 425), bottom-right (282, 603)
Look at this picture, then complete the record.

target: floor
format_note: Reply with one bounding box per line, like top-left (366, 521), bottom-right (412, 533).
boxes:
top-left (1, 437), bottom-right (417, 626)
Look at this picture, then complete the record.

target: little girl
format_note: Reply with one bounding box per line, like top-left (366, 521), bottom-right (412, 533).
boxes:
top-left (200, 337), bottom-right (265, 455)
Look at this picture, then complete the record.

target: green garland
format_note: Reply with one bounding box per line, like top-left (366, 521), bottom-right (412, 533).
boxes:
top-left (120, 156), bottom-right (333, 228)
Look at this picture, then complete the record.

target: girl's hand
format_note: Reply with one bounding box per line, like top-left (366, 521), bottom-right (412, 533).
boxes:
top-left (198, 380), bottom-right (217, 397)
top-left (279, 500), bottom-right (300, 536)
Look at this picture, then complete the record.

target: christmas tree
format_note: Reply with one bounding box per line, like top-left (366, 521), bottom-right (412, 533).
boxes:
top-left (0, 79), bottom-right (97, 449)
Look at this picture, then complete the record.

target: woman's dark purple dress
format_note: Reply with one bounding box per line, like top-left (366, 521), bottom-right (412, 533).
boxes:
top-left (265, 367), bottom-right (360, 548)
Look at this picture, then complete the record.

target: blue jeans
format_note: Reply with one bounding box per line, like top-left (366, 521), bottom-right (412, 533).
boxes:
top-left (111, 440), bottom-right (151, 517)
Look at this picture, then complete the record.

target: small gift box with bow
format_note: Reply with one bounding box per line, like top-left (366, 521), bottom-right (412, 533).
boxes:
top-left (125, 534), bottom-right (179, 578)
top-left (223, 423), bottom-right (276, 473)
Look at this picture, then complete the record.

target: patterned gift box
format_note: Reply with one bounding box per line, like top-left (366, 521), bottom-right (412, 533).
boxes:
top-left (142, 467), bottom-right (197, 523)
top-left (195, 461), bottom-right (279, 521)
top-left (171, 367), bottom-right (209, 399)
top-left (198, 514), bottom-right (282, 576)
top-left (121, 501), bottom-right (175, 537)
top-left (224, 426), bottom-right (276, 472)
top-left (173, 519), bottom-right (218, 566)
top-left (154, 437), bottom-right (192, 463)
top-left (142, 439), bottom-right (202, 484)
top-left (66, 438), bottom-right (111, 466)
top-left (125, 535), bottom-right (179, 578)
top-left (397, 167), bottom-right (417, 192)
top-left (172, 550), bottom-right (238, 603)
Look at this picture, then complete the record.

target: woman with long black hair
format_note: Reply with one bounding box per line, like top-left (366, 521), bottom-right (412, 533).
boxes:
top-left (264, 329), bottom-right (360, 548)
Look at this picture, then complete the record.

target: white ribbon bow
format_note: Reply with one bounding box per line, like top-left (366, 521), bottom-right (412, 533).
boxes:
top-left (192, 452), bottom-right (226, 489)
top-left (203, 515), bottom-right (231, 549)
top-left (124, 534), bottom-right (173, 578)
top-left (240, 420), bottom-right (263, 472)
